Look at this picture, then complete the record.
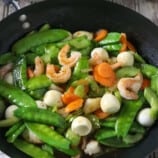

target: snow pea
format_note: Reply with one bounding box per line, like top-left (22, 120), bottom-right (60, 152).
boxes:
top-left (116, 66), bottom-right (140, 78)
top-left (5, 121), bottom-right (23, 137)
top-left (95, 128), bottom-right (117, 141)
top-left (99, 137), bottom-right (133, 148)
top-left (86, 77), bottom-right (105, 97)
top-left (72, 57), bottom-right (90, 80)
top-left (0, 52), bottom-right (15, 65)
top-left (144, 87), bottom-right (158, 119)
top-left (7, 124), bottom-right (25, 143)
top-left (13, 139), bottom-right (53, 158)
top-left (141, 64), bottom-right (158, 78)
top-left (28, 88), bottom-right (47, 100)
top-left (39, 23), bottom-right (51, 32)
top-left (0, 80), bottom-right (37, 108)
top-left (99, 32), bottom-right (121, 45)
top-left (15, 107), bottom-right (65, 128)
top-left (133, 52), bottom-right (146, 64)
top-left (13, 56), bottom-right (27, 90)
top-left (26, 123), bottom-right (70, 151)
top-left (12, 29), bottom-right (69, 54)
top-left (151, 75), bottom-right (158, 95)
top-left (65, 128), bottom-right (81, 147)
top-left (115, 94), bottom-right (145, 137)
top-left (86, 114), bottom-right (100, 129)
top-left (123, 133), bottom-right (144, 144)
top-left (26, 75), bottom-right (52, 90)
top-left (41, 45), bottom-right (59, 64)
top-left (103, 43), bottom-right (122, 52)
top-left (74, 85), bottom-right (85, 98)
top-left (42, 144), bottom-right (54, 156)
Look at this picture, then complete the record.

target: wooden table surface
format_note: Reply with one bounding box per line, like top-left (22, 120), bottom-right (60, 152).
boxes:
top-left (0, 0), bottom-right (158, 158)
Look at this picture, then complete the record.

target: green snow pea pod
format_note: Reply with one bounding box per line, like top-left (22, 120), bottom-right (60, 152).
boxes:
top-left (123, 133), bottom-right (144, 144)
top-left (12, 29), bottom-right (69, 54)
top-left (5, 121), bottom-right (23, 137)
top-left (0, 52), bottom-right (16, 65)
top-left (13, 139), bottom-right (53, 158)
top-left (72, 57), bottom-right (90, 80)
top-left (116, 66), bottom-right (140, 78)
top-left (99, 137), bottom-right (133, 148)
top-left (26, 53), bottom-right (37, 65)
top-left (0, 80), bottom-right (37, 108)
top-left (65, 128), bottom-right (81, 147)
top-left (26, 75), bottom-right (52, 90)
top-left (86, 77), bottom-right (105, 97)
top-left (103, 43), bottom-right (122, 52)
top-left (14, 107), bottom-right (65, 128)
top-left (74, 85), bottom-right (85, 98)
top-left (129, 122), bottom-right (146, 134)
top-left (141, 64), bottom-right (158, 78)
top-left (7, 124), bottom-right (25, 143)
top-left (151, 75), bottom-right (158, 95)
top-left (69, 36), bottom-right (91, 49)
top-left (133, 52), bottom-right (146, 64)
top-left (115, 94), bottom-right (145, 137)
top-left (41, 45), bottom-right (59, 64)
top-left (31, 44), bottom-right (46, 55)
top-left (95, 128), bottom-right (117, 141)
top-left (13, 56), bottom-right (27, 90)
top-left (26, 123), bottom-right (70, 150)
top-left (86, 114), bottom-right (100, 129)
top-left (99, 32), bottom-right (121, 45)
top-left (42, 144), bottom-right (54, 156)
top-left (144, 87), bottom-right (158, 119)
top-left (39, 23), bottom-right (51, 32)
top-left (101, 119), bottom-right (116, 128)
top-left (28, 88), bottom-right (47, 100)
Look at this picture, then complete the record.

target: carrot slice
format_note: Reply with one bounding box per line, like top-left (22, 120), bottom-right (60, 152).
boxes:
top-left (93, 62), bottom-right (116, 87)
top-left (141, 78), bottom-right (150, 90)
top-left (61, 86), bottom-right (81, 104)
top-left (94, 62), bottom-right (114, 78)
top-left (65, 99), bottom-right (84, 113)
top-left (94, 29), bottom-right (108, 42)
top-left (119, 33), bottom-right (127, 52)
top-left (127, 41), bottom-right (136, 52)
top-left (94, 109), bottom-right (110, 119)
top-left (27, 67), bottom-right (34, 79)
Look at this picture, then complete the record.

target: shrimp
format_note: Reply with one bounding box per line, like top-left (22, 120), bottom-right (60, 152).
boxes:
top-left (46, 64), bottom-right (71, 83)
top-left (117, 73), bottom-right (143, 100)
top-left (0, 63), bottom-right (13, 79)
top-left (58, 44), bottom-right (81, 67)
top-left (34, 56), bottom-right (44, 76)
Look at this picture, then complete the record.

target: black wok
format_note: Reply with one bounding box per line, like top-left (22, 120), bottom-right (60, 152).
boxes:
top-left (0, 0), bottom-right (158, 157)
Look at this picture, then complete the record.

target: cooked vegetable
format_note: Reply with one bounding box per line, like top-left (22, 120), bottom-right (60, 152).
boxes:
top-left (0, 26), bottom-right (158, 157)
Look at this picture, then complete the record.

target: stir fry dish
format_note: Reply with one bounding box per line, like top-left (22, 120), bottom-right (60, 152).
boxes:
top-left (0, 24), bottom-right (158, 158)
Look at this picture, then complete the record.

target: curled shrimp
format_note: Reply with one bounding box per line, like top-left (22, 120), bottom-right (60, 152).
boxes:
top-left (58, 44), bottom-right (81, 67)
top-left (34, 56), bottom-right (44, 76)
top-left (46, 64), bottom-right (71, 83)
top-left (117, 73), bottom-right (143, 100)
top-left (0, 63), bottom-right (13, 79)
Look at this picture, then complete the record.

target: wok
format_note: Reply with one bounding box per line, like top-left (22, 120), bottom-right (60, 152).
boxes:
top-left (0, 0), bottom-right (158, 157)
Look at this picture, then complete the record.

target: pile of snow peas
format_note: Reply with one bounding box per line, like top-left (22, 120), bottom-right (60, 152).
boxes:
top-left (0, 24), bottom-right (158, 158)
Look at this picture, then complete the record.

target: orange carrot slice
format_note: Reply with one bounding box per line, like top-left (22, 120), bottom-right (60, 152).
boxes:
top-left (141, 78), bottom-right (150, 90)
top-left (94, 29), bottom-right (108, 42)
top-left (120, 33), bottom-right (127, 52)
top-left (94, 109), bottom-right (110, 119)
top-left (65, 99), bottom-right (84, 113)
top-left (127, 41), bottom-right (136, 52)
top-left (93, 62), bottom-right (116, 87)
